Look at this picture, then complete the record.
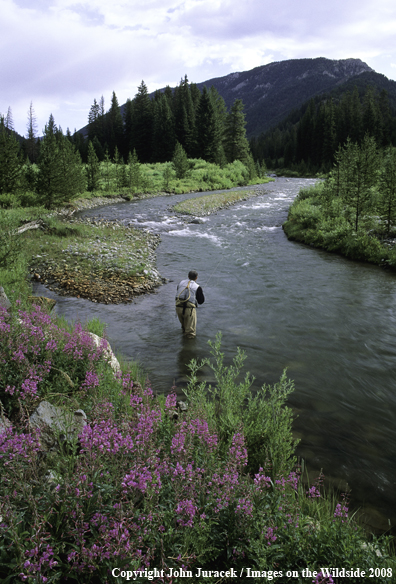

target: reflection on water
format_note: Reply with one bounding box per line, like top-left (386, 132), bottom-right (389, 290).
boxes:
top-left (34, 179), bottom-right (396, 532)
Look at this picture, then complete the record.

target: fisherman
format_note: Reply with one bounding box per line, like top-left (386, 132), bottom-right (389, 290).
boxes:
top-left (175, 270), bottom-right (205, 339)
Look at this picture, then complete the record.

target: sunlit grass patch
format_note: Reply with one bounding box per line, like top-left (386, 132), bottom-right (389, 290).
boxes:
top-left (173, 189), bottom-right (258, 216)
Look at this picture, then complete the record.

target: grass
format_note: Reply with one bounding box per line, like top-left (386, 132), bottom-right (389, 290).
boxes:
top-left (173, 186), bottom-right (270, 216)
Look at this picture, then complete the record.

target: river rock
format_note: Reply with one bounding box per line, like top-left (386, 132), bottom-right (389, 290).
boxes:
top-left (29, 401), bottom-right (87, 452)
top-left (0, 287), bottom-right (11, 311)
top-left (189, 218), bottom-right (204, 224)
top-left (87, 332), bottom-right (121, 373)
top-left (28, 296), bottom-right (57, 311)
top-left (0, 414), bottom-right (12, 434)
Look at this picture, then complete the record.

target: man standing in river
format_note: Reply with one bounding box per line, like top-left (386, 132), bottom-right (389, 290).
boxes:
top-left (175, 270), bottom-right (205, 339)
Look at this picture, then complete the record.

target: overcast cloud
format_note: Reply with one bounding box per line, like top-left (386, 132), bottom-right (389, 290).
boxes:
top-left (1, 0), bottom-right (396, 136)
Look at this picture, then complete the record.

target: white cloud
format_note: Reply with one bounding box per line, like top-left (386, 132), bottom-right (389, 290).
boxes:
top-left (1, 0), bottom-right (396, 135)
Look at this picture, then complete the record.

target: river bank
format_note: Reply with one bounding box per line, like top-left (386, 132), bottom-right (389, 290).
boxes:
top-left (27, 183), bottom-right (273, 305)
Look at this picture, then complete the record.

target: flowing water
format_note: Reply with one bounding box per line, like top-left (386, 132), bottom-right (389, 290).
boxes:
top-left (34, 178), bottom-right (396, 530)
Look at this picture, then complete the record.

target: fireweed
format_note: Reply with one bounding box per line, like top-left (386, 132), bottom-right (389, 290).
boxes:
top-left (0, 312), bottom-right (394, 582)
top-left (0, 304), bottom-right (109, 416)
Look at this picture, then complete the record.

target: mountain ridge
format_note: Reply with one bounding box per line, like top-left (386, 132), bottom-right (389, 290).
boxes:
top-left (77, 57), bottom-right (396, 139)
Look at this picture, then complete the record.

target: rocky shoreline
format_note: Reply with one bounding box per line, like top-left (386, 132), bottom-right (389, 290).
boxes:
top-left (29, 212), bottom-right (165, 305)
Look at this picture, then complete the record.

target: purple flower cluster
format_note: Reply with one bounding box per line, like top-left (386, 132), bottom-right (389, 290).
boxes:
top-left (0, 305), bottom-right (109, 412)
top-left (333, 503), bottom-right (348, 522)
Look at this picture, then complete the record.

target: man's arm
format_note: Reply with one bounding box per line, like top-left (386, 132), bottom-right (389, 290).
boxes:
top-left (196, 286), bottom-right (205, 305)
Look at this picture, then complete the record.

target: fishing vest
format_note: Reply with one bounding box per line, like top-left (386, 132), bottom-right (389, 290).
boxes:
top-left (176, 279), bottom-right (199, 308)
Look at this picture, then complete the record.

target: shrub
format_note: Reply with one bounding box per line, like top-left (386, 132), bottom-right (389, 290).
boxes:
top-left (1, 326), bottom-right (394, 582)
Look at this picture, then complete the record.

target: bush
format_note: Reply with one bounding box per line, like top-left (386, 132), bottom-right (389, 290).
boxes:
top-left (1, 324), bottom-right (394, 582)
top-left (0, 305), bottom-right (111, 417)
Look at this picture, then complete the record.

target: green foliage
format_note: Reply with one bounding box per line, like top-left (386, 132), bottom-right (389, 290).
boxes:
top-left (127, 149), bottom-right (141, 192)
top-left (224, 98), bottom-right (250, 164)
top-left (252, 83), bottom-right (396, 174)
top-left (37, 116), bottom-right (85, 208)
top-left (0, 209), bottom-right (22, 268)
top-left (0, 119), bottom-right (22, 195)
top-left (183, 333), bottom-right (297, 476)
top-left (379, 146), bottom-right (396, 234)
top-left (162, 163), bottom-right (173, 191)
top-left (283, 146), bottom-right (396, 269)
top-left (86, 140), bottom-right (100, 191)
top-left (172, 141), bottom-right (190, 179)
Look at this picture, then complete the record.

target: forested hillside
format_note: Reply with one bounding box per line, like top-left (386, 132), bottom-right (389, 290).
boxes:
top-left (250, 80), bottom-right (396, 174)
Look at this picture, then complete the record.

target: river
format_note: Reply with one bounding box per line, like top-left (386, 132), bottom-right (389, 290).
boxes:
top-left (34, 178), bottom-right (396, 532)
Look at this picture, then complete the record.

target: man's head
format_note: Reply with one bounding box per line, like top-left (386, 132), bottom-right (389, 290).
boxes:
top-left (188, 270), bottom-right (198, 281)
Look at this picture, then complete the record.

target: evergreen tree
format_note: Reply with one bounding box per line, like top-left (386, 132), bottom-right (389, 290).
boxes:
top-left (86, 140), bottom-right (100, 191)
top-left (5, 107), bottom-right (14, 131)
top-left (336, 135), bottom-right (378, 231)
top-left (92, 135), bottom-right (104, 161)
top-left (152, 94), bottom-right (175, 162)
top-left (162, 164), bottom-right (173, 191)
top-left (88, 98), bottom-right (100, 142)
top-left (37, 116), bottom-right (85, 208)
top-left (195, 86), bottom-right (218, 162)
top-left (106, 91), bottom-right (124, 157)
top-left (173, 76), bottom-right (196, 156)
top-left (26, 102), bottom-right (38, 163)
top-left (172, 141), bottom-right (189, 179)
top-left (103, 148), bottom-right (112, 191)
top-left (113, 146), bottom-right (122, 190)
top-left (322, 99), bottom-right (336, 165)
top-left (378, 90), bottom-right (393, 147)
top-left (362, 87), bottom-right (379, 142)
top-left (0, 117), bottom-right (22, 195)
top-left (127, 149), bottom-right (141, 192)
top-left (129, 81), bottom-right (153, 162)
top-left (379, 147), bottom-right (396, 235)
top-left (209, 86), bottom-right (228, 166)
top-left (224, 99), bottom-right (250, 164)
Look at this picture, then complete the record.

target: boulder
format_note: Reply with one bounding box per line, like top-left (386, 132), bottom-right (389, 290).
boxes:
top-left (0, 414), bottom-right (12, 434)
top-left (29, 401), bottom-right (87, 452)
top-left (0, 287), bottom-right (11, 311)
top-left (87, 332), bottom-right (121, 373)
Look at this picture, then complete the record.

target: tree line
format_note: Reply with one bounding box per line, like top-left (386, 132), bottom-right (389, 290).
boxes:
top-left (84, 76), bottom-right (254, 169)
top-left (0, 77), bottom-right (261, 208)
top-left (250, 85), bottom-right (396, 174)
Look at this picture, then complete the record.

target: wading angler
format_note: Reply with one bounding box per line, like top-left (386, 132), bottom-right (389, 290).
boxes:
top-left (175, 270), bottom-right (205, 338)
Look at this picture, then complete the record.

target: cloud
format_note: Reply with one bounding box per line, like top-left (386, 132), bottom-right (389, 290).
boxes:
top-left (1, 0), bottom-right (396, 135)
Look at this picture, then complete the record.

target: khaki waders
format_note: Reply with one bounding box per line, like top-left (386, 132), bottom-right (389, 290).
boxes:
top-left (176, 300), bottom-right (197, 338)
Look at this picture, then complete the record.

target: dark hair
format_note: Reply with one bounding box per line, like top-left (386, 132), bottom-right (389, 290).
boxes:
top-left (188, 270), bottom-right (198, 280)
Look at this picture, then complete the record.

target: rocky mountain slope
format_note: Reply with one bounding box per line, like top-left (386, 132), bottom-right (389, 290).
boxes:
top-left (195, 57), bottom-right (373, 136)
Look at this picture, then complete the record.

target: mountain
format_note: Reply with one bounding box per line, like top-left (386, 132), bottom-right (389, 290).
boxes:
top-left (78, 57), bottom-right (375, 140)
top-left (194, 57), bottom-right (374, 137)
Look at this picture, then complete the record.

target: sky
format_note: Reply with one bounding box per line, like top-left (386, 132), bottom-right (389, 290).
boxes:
top-left (1, 0), bottom-right (396, 137)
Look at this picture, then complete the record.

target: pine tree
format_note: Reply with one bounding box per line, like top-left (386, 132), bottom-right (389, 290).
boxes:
top-left (172, 142), bottom-right (189, 179)
top-left (5, 107), bottom-right (14, 131)
top-left (128, 149), bottom-right (141, 193)
top-left (224, 99), bottom-right (250, 164)
top-left (0, 117), bottom-right (22, 195)
top-left (195, 86), bottom-right (218, 162)
top-left (173, 76), bottom-right (196, 156)
top-left (113, 146), bottom-right (122, 190)
top-left (379, 147), bottom-right (396, 235)
top-left (152, 94), bottom-right (175, 162)
top-left (103, 148), bottom-right (111, 191)
top-left (336, 135), bottom-right (378, 231)
top-left (106, 91), bottom-right (124, 157)
top-left (86, 140), bottom-right (100, 191)
top-left (88, 98), bottom-right (100, 142)
top-left (129, 81), bottom-right (153, 162)
top-left (26, 102), bottom-right (38, 163)
top-left (37, 116), bottom-right (85, 208)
